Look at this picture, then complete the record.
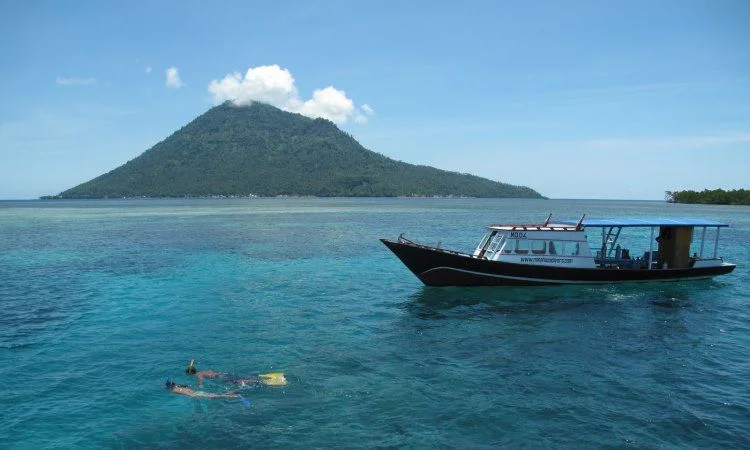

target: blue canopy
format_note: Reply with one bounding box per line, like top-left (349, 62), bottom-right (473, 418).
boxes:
top-left (558, 217), bottom-right (729, 228)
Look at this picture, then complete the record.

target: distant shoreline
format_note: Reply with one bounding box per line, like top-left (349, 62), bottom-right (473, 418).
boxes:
top-left (38, 194), bottom-right (547, 200)
top-left (665, 189), bottom-right (750, 205)
top-left (1, 196), bottom-right (681, 202)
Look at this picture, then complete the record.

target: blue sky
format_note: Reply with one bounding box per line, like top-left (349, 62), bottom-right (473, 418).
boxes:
top-left (1, 0), bottom-right (748, 199)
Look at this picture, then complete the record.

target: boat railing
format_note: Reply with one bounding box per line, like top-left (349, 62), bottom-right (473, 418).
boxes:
top-left (396, 235), bottom-right (472, 257)
top-left (397, 233), bottom-right (415, 244)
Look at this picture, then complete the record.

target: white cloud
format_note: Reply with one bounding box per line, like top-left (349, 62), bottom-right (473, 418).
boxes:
top-left (361, 104), bottom-right (375, 116)
top-left (165, 66), bottom-right (184, 88)
top-left (297, 86), bottom-right (355, 124)
top-left (208, 65), bottom-right (297, 107)
top-left (145, 66), bottom-right (152, 74)
top-left (56, 76), bottom-right (97, 86)
top-left (208, 64), bottom-right (371, 124)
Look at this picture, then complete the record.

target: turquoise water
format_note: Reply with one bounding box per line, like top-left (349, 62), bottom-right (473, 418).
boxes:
top-left (1, 198), bottom-right (749, 448)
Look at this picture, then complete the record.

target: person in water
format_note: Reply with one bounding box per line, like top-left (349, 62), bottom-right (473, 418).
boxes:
top-left (165, 380), bottom-right (239, 398)
top-left (185, 359), bottom-right (262, 387)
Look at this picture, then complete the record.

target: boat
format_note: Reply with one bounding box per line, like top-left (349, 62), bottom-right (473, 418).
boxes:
top-left (380, 215), bottom-right (736, 286)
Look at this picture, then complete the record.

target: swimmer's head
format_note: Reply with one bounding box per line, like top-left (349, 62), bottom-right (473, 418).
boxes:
top-left (165, 379), bottom-right (176, 390)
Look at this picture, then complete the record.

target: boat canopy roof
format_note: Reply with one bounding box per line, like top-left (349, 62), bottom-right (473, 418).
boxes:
top-left (558, 217), bottom-right (729, 228)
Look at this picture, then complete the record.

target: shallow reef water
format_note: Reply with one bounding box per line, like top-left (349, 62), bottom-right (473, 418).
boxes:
top-left (1, 198), bottom-right (749, 448)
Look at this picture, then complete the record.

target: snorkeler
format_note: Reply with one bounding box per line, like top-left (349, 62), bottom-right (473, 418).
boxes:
top-left (185, 359), bottom-right (261, 387)
top-left (185, 359), bottom-right (286, 387)
top-left (165, 379), bottom-right (239, 399)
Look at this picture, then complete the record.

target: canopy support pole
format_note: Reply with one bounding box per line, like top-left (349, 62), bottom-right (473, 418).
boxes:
top-left (648, 227), bottom-right (654, 270)
top-left (699, 226), bottom-right (706, 258)
top-left (713, 227), bottom-right (720, 259)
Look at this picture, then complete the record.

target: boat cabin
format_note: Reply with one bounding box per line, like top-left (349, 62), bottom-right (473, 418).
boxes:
top-left (472, 219), bottom-right (596, 268)
top-left (473, 216), bottom-right (729, 271)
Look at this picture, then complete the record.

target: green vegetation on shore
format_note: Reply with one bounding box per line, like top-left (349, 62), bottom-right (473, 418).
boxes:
top-left (45, 102), bottom-right (544, 199)
top-left (665, 189), bottom-right (750, 205)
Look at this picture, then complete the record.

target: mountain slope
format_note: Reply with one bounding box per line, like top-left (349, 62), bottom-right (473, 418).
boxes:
top-left (51, 102), bottom-right (544, 198)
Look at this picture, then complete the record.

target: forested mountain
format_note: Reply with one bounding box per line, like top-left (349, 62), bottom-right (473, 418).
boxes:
top-left (49, 102), bottom-right (544, 199)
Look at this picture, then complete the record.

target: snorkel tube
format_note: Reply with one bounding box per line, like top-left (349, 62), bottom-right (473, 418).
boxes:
top-left (185, 358), bottom-right (197, 375)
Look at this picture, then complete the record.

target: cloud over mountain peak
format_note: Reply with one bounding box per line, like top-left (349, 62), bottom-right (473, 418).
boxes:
top-left (208, 65), bottom-right (369, 124)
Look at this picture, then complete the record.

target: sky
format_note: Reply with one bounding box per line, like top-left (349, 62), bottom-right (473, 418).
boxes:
top-left (1, 0), bottom-right (748, 200)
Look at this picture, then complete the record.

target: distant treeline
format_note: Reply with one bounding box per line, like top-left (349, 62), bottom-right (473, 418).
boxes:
top-left (665, 189), bottom-right (750, 205)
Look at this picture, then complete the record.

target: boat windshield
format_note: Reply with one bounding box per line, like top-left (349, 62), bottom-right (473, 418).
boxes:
top-left (475, 231), bottom-right (506, 259)
top-left (475, 231), bottom-right (496, 253)
top-left (485, 234), bottom-right (506, 258)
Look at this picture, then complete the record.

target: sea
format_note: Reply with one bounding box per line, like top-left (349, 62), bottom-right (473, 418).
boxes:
top-left (1, 198), bottom-right (748, 448)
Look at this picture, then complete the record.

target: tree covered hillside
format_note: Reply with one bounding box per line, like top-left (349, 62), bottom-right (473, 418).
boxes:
top-left (50, 102), bottom-right (544, 199)
top-left (666, 189), bottom-right (750, 205)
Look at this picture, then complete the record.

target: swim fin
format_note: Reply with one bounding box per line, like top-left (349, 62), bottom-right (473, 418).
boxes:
top-left (258, 372), bottom-right (287, 386)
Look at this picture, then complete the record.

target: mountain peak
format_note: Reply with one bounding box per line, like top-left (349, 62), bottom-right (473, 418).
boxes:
top-left (49, 104), bottom-right (544, 199)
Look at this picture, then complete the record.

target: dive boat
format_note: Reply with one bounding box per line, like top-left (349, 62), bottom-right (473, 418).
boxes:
top-left (381, 215), bottom-right (736, 286)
